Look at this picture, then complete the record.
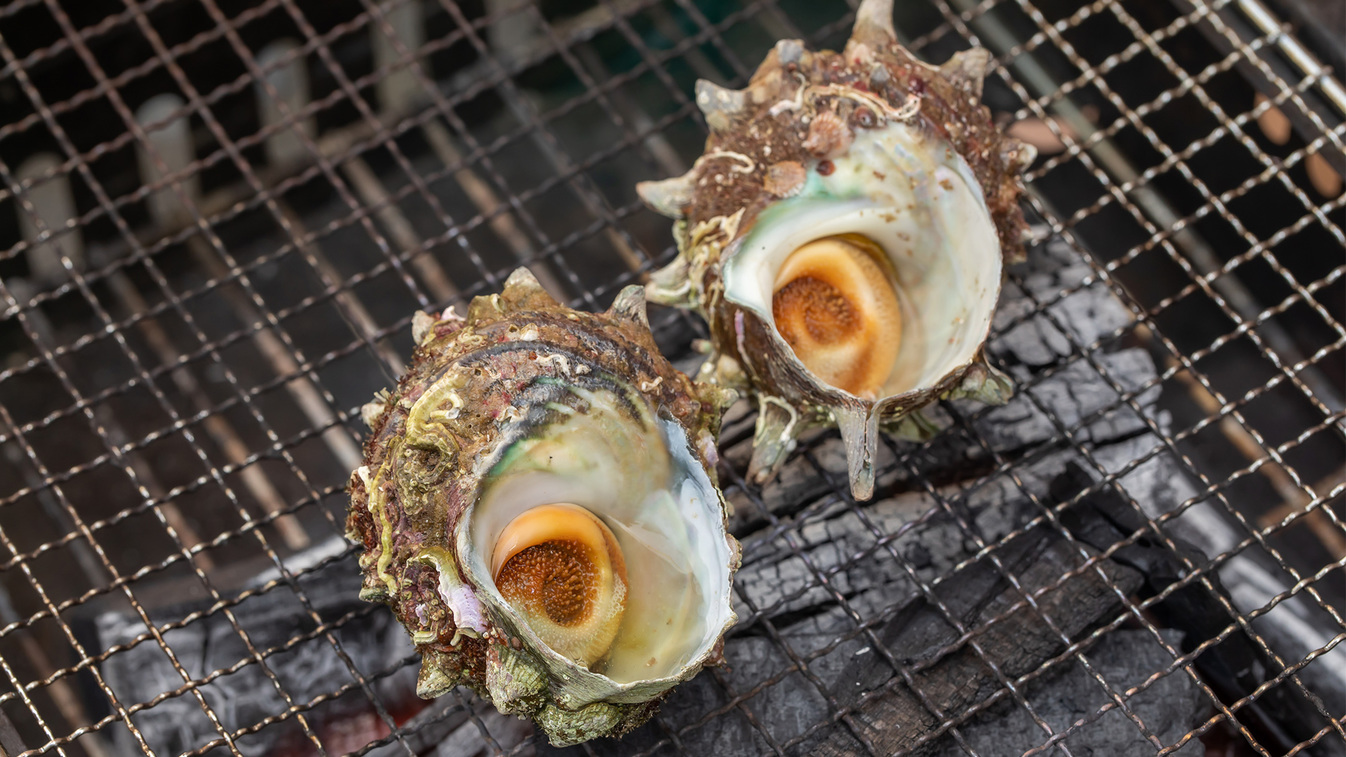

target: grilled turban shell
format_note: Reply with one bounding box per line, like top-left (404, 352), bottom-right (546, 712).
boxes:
top-left (638, 0), bottom-right (1034, 500)
top-left (347, 269), bottom-right (739, 745)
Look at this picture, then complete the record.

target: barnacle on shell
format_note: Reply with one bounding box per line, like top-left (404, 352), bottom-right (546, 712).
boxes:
top-left (346, 269), bottom-right (739, 745)
top-left (637, 0), bottom-right (1034, 500)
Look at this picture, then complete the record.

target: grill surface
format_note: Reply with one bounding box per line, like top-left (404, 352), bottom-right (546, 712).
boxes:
top-left (0, 0), bottom-right (1342, 756)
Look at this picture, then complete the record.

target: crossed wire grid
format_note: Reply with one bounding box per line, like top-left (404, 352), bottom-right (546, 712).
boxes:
top-left (0, 0), bottom-right (1338, 756)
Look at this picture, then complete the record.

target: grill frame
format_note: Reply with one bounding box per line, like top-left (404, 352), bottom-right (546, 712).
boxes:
top-left (0, 0), bottom-right (1340, 756)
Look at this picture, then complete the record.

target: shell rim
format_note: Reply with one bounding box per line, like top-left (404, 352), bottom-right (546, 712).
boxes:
top-left (452, 401), bottom-right (740, 706)
top-left (719, 159), bottom-right (1006, 414)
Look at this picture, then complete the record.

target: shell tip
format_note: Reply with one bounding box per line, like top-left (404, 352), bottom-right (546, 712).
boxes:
top-left (851, 0), bottom-right (896, 44)
top-left (500, 266), bottom-right (560, 309)
top-left (645, 256), bottom-right (694, 307)
top-left (1002, 137), bottom-right (1038, 173)
top-left (646, 251), bottom-right (699, 308)
top-left (504, 265), bottom-right (543, 292)
top-left (636, 175), bottom-right (694, 218)
top-left (415, 649), bottom-right (459, 699)
top-left (360, 398), bottom-right (387, 429)
top-left (747, 399), bottom-right (800, 486)
top-left (607, 285), bottom-right (650, 328)
top-left (955, 362), bottom-right (1014, 405)
top-left (695, 79), bottom-right (748, 131)
top-left (411, 310), bottom-right (437, 345)
top-left (834, 406), bottom-right (879, 501)
top-left (774, 39), bottom-right (805, 65)
top-left (940, 48), bottom-right (993, 96)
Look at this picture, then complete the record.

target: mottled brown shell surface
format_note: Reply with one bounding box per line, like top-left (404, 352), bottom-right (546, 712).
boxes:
top-left (675, 25), bottom-right (1030, 256)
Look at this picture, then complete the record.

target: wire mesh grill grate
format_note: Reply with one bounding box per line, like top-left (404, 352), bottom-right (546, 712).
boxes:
top-left (0, 0), bottom-right (1341, 756)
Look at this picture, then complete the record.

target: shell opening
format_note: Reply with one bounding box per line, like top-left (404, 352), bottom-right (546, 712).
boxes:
top-left (492, 504), bottom-right (628, 668)
top-left (771, 234), bottom-right (902, 399)
top-left (723, 125), bottom-right (1003, 402)
top-left (464, 387), bottom-right (735, 689)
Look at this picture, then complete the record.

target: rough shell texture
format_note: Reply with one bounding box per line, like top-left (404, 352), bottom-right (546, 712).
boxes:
top-left (637, 0), bottom-right (1033, 500)
top-left (346, 268), bottom-right (739, 745)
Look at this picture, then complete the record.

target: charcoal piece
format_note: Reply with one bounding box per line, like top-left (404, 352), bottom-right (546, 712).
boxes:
top-left (80, 543), bottom-right (420, 757)
top-left (803, 524), bottom-right (1145, 756)
top-left (929, 629), bottom-right (1205, 756)
top-left (728, 469), bottom-right (1054, 639)
top-left (428, 706), bottom-right (535, 757)
top-left (713, 637), bottom-right (831, 749)
top-left (530, 625), bottom-right (1214, 757)
top-left (559, 514), bottom-right (1169, 757)
top-left (976, 348), bottom-right (1161, 449)
top-left (728, 428), bottom-right (1198, 648)
top-left (1054, 463), bottom-right (1345, 756)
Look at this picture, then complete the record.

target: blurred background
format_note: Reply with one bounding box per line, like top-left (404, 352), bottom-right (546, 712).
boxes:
top-left (0, 0), bottom-right (1340, 755)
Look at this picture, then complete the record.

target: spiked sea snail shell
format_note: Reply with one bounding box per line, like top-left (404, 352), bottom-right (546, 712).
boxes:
top-left (637, 0), bottom-right (1035, 501)
top-left (346, 269), bottom-right (739, 746)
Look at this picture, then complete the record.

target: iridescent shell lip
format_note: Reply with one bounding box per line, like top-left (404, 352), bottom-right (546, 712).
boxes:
top-left (636, 0), bottom-right (1034, 500)
top-left (457, 383), bottom-right (738, 708)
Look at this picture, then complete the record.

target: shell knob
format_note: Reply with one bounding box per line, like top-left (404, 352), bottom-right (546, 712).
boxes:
top-left (771, 234), bottom-right (903, 399)
top-left (491, 504), bottom-right (628, 668)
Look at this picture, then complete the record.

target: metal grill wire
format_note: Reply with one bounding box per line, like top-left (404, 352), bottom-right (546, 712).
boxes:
top-left (0, 0), bottom-right (1339, 755)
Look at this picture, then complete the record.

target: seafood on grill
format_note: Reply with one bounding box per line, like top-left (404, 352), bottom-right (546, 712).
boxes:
top-left (637, 0), bottom-right (1035, 500)
top-left (346, 269), bottom-right (739, 745)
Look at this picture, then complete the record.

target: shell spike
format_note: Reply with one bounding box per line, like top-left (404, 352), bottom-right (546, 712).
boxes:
top-left (773, 38), bottom-right (805, 66)
top-left (645, 255), bottom-right (694, 307)
top-left (940, 48), bottom-right (993, 97)
top-left (747, 399), bottom-right (800, 484)
top-left (607, 284), bottom-right (650, 328)
top-left (412, 310), bottom-right (441, 346)
top-left (1000, 137), bottom-right (1038, 174)
top-left (695, 79), bottom-right (748, 132)
top-left (500, 266), bottom-right (561, 310)
top-left (851, 0), bottom-right (896, 45)
top-left (636, 174), bottom-right (695, 218)
top-left (952, 361), bottom-right (1014, 405)
top-left (361, 398), bottom-right (388, 428)
top-left (834, 406), bottom-right (880, 501)
top-left (416, 648), bottom-right (459, 699)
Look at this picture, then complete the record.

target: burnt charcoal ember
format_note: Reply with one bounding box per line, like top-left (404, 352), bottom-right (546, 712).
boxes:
top-left (926, 629), bottom-right (1206, 757)
top-left (805, 525), bottom-right (1145, 756)
top-left (725, 476), bottom-right (1044, 641)
top-left (78, 543), bottom-right (422, 757)
top-left (725, 432), bottom-right (1194, 643)
top-left (976, 238), bottom-right (1159, 452)
top-left (1055, 464), bottom-right (1346, 756)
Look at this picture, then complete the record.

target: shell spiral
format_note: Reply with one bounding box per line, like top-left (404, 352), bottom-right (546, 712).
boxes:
top-left (346, 269), bottom-right (739, 745)
top-left (637, 0), bottom-right (1034, 500)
